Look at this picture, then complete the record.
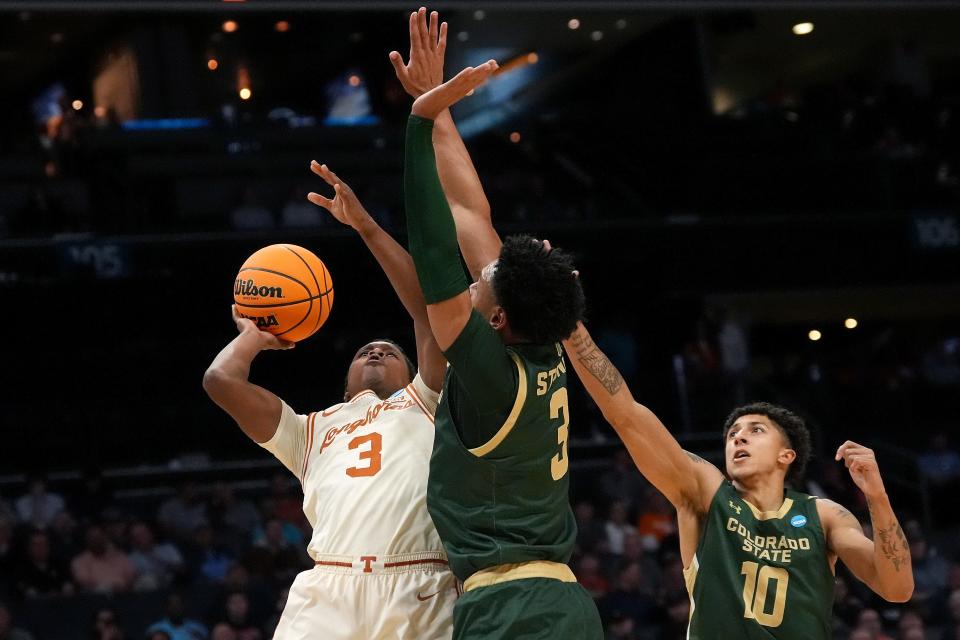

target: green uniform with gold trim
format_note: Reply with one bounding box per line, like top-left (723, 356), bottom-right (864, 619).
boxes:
top-left (427, 312), bottom-right (602, 640)
top-left (685, 482), bottom-right (834, 639)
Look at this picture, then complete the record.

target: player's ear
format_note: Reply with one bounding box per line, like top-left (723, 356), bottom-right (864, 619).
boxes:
top-left (779, 448), bottom-right (797, 466)
top-left (489, 306), bottom-right (507, 331)
top-left (343, 390), bottom-right (352, 402)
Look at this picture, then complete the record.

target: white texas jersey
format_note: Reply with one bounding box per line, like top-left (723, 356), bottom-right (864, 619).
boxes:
top-left (259, 373), bottom-right (444, 559)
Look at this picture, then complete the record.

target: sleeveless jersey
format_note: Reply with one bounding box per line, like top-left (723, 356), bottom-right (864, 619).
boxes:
top-left (427, 342), bottom-right (577, 581)
top-left (261, 373), bottom-right (445, 558)
top-left (685, 482), bottom-right (834, 639)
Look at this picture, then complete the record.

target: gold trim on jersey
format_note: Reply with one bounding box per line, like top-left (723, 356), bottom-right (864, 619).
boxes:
top-left (683, 554), bottom-right (699, 640)
top-left (467, 351), bottom-right (526, 457)
top-left (742, 497), bottom-right (795, 521)
top-left (463, 560), bottom-right (575, 592)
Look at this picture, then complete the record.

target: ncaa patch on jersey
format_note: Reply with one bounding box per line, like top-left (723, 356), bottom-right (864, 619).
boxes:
top-left (790, 515), bottom-right (807, 528)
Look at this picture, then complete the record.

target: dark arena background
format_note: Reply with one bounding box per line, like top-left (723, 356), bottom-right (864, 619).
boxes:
top-left (2, 0), bottom-right (960, 638)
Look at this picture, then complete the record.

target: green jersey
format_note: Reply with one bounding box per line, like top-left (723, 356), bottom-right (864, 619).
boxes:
top-left (427, 312), bottom-right (577, 582)
top-left (685, 482), bottom-right (834, 640)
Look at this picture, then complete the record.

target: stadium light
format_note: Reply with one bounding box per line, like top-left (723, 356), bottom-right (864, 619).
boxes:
top-left (808, 329), bottom-right (822, 341)
top-left (844, 318), bottom-right (858, 329)
top-left (568, 18), bottom-right (580, 30)
top-left (792, 22), bottom-right (814, 36)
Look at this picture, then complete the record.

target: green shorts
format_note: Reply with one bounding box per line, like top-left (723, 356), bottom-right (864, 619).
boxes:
top-left (453, 578), bottom-right (603, 640)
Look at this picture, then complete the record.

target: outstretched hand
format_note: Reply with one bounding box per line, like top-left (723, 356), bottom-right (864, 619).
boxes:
top-left (835, 440), bottom-right (887, 501)
top-left (231, 305), bottom-right (294, 350)
top-left (307, 161), bottom-right (374, 233)
top-left (390, 7), bottom-right (447, 98)
top-left (411, 60), bottom-right (498, 121)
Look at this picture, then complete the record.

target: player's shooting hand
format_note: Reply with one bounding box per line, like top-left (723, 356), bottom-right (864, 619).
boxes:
top-left (307, 161), bottom-right (374, 233)
top-left (411, 60), bottom-right (498, 120)
top-left (835, 440), bottom-right (886, 501)
top-left (389, 7), bottom-right (447, 98)
top-left (232, 305), bottom-right (294, 350)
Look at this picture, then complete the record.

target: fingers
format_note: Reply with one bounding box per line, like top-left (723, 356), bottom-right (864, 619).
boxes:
top-left (408, 11), bottom-right (419, 60)
top-left (418, 7), bottom-right (431, 52)
top-left (428, 10), bottom-right (438, 45)
top-left (310, 160), bottom-right (344, 187)
top-left (389, 51), bottom-right (408, 81)
top-left (438, 21), bottom-right (448, 54)
top-left (231, 304), bottom-right (241, 322)
top-left (307, 192), bottom-right (333, 210)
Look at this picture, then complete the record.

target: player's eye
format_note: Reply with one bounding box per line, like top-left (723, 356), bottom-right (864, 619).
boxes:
top-left (386, 353), bottom-right (398, 358)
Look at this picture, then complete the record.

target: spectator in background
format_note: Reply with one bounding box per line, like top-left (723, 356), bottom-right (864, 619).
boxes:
top-left (833, 575), bottom-right (865, 633)
top-left (48, 510), bottom-right (81, 564)
top-left (604, 611), bottom-right (638, 640)
top-left (0, 602), bottom-right (33, 640)
top-left (145, 593), bottom-right (207, 640)
top-left (855, 608), bottom-right (893, 640)
top-left (575, 553), bottom-right (609, 600)
top-left (604, 501), bottom-right (634, 557)
top-left (265, 474), bottom-right (305, 532)
top-left (944, 589), bottom-right (960, 638)
top-left (636, 490), bottom-right (677, 552)
top-left (598, 450), bottom-right (649, 512)
top-left (211, 592), bottom-right (262, 640)
top-left (129, 521), bottom-right (184, 591)
top-left (574, 500), bottom-right (607, 555)
top-left (15, 529), bottom-right (73, 598)
top-left (70, 523), bottom-right (135, 594)
top-left (209, 484), bottom-right (260, 554)
top-left (897, 609), bottom-right (925, 639)
top-left (598, 563), bottom-right (659, 634)
top-left (72, 468), bottom-right (111, 521)
top-left (0, 518), bottom-right (13, 595)
top-left (716, 308), bottom-right (750, 404)
top-left (15, 474), bottom-right (65, 529)
top-left (261, 588), bottom-right (288, 639)
top-left (89, 608), bottom-right (126, 640)
top-left (908, 524), bottom-right (950, 605)
top-left (157, 482), bottom-right (208, 542)
top-left (244, 519), bottom-right (306, 584)
top-left (185, 524), bottom-right (233, 584)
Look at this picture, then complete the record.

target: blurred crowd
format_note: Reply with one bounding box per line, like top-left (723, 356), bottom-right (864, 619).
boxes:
top-left (2, 433), bottom-right (960, 640)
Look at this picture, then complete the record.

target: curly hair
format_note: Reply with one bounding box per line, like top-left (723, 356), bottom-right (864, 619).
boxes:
top-left (490, 235), bottom-right (586, 344)
top-left (722, 402), bottom-right (811, 487)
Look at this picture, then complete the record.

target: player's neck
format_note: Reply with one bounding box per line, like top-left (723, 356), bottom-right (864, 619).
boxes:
top-left (732, 475), bottom-right (786, 513)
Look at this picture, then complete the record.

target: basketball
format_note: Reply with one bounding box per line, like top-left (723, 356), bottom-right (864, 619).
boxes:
top-left (233, 244), bottom-right (334, 343)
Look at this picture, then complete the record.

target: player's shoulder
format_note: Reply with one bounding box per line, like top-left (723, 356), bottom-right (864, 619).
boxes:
top-left (813, 497), bottom-right (862, 531)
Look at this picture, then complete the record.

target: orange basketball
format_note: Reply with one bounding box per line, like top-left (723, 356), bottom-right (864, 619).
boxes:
top-left (233, 244), bottom-right (334, 343)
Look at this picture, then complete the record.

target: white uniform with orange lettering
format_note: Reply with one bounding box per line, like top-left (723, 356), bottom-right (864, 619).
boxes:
top-left (261, 373), bottom-right (455, 639)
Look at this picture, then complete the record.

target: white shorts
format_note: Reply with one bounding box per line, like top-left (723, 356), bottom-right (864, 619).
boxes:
top-left (273, 552), bottom-right (457, 640)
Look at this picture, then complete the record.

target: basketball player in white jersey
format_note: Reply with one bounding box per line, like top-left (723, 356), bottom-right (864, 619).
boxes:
top-left (203, 158), bottom-right (455, 638)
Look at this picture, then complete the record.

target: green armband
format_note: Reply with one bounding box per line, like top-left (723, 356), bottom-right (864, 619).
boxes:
top-left (404, 115), bottom-right (470, 304)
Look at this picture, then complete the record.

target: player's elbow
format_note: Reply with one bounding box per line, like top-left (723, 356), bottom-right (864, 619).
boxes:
top-left (880, 579), bottom-right (914, 603)
top-left (202, 367), bottom-right (229, 399)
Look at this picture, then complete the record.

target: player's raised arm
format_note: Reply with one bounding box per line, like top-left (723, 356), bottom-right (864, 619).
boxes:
top-left (202, 306), bottom-right (292, 443)
top-left (389, 7), bottom-right (501, 281)
top-left (404, 61), bottom-right (497, 350)
top-left (818, 442), bottom-right (914, 602)
top-left (564, 322), bottom-right (724, 512)
top-left (306, 162), bottom-right (445, 391)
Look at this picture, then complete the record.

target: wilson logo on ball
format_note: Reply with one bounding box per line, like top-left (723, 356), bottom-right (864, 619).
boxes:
top-left (234, 278), bottom-right (285, 298)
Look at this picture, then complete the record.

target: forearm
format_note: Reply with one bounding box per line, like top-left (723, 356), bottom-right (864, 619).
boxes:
top-left (404, 114), bottom-right (470, 304)
top-left (867, 493), bottom-right (914, 600)
top-left (563, 322), bottom-right (714, 507)
top-left (433, 110), bottom-right (501, 281)
top-left (204, 333), bottom-right (261, 385)
top-left (355, 217), bottom-right (428, 324)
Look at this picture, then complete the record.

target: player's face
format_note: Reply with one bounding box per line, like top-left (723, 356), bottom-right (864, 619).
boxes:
top-left (724, 414), bottom-right (795, 484)
top-left (470, 260), bottom-right (499, 318)
top-left (345, 341), bottom-right (411, 400)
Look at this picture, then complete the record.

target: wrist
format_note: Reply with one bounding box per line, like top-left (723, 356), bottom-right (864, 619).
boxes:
top-left (354, 214), bottom-right (379, 237)
top-left (865, 490), bottom-right (890, 507)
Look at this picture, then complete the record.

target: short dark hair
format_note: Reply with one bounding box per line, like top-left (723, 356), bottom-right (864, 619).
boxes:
top-left (722, 402), bottom-right (811, 487)
top-left (342, 338), bottom-right (416, 394)
top-left (491, 235), bottom-right (585, 344)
